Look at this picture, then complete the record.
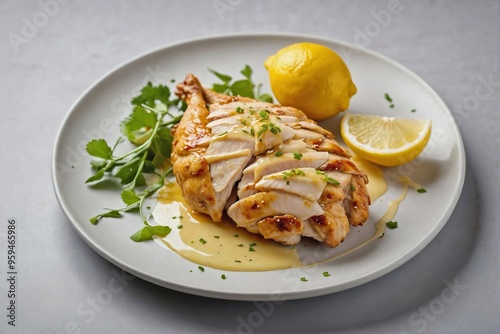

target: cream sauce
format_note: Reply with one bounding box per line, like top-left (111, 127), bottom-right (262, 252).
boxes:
top-left (305, 174), bottom-right (424, 267)
top-left (153, 182), bottom-right (302, 271)
top-left (352, 154), bottom-right (387, 201)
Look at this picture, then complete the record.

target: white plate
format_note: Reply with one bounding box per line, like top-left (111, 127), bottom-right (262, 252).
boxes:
top-left (52, 33), bottom-right (465, 301)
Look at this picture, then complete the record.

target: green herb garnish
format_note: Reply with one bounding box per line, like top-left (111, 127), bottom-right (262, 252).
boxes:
top-left (208, 65), bottom-right (273, 102)
top-left (386, 221), bottom-right (398, 229)
top-left (324, 176), bottom-right (340, 185)
top-left (257, 122), bottom-right (281, 138)
top-left (259, 109), bottom-right (270, 120)
top-left (315, 170), bottom-right (340, 185)
top-left (85, 81), bottom-right (182, 241)
top-left (417, 188), bottom-right (427, 193)
top-left (384, 93), bottom-right (395, 108)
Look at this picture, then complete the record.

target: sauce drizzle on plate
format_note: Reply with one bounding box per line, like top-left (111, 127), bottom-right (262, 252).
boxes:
top-left (152, 160), bottom-right (422, 271)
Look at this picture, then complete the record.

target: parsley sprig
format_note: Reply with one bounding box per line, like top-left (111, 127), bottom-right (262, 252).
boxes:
top-left (208, 65), bottom-right (273, 102)
top-left (85, 82), bottom-right (183, 241)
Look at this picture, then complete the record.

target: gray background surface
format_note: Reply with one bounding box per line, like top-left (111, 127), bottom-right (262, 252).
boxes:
top-left (1, 0), bottom-right (499, 333)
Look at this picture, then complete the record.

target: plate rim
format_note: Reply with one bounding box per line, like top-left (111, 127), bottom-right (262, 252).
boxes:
top-left (51, 32), bottom-right (466, 300)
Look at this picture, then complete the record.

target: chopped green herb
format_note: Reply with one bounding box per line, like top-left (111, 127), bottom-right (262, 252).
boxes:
top-left (386, 221), bottom-right (398, 229)
top-left (384, 93), bottom-right (393, 103)
top-left (269, 124), bottom-right (280, 135)
top-left (324, 176), bottom-right (340, 185)
top-left (218, 131), bottom-right (228, 137)
top-left (300, 277), bottom-right (308, 282)
top-left (235, 260), bottom-right (241, 263)
top-left (249, 246), bottom-right (256, 252)
top-left (275, 151), bottom-right (283, 157)
top-left (198, 266), bottom-right (205, 272)
top-left (237, 244), bottom-right (243, 247)
top-left (249, 242), bottom-right (257, 247)
top-left (236, 106), bottom-right (245, 113)
top-left (417, 188), bottom-right (427, 193)
top-left (322, 272), bottom-right (331, 277)
top-left (234, 233), bottom-right (239, 237)
top-left (214, 235), bottom-right (220, 239)
top-left (293, 153), bottom-right (303, 160)
top-left (177, 224), bottom-right (183, 229)
top-left (199, 238), bottom-right (207, 244)
top-left (350, 184), bottom-right (356, 192)
top-left (257, 122), bottom-right (281, 138)
top-left (411, 109), bottom-right (416, 113)
top-left (282, 169), bottom-right (305, 182)
top-left (384, 93), bottom-right (395, 108)
top-left (259, 109), bottom-right (270, 119)
top-left (221, 274), bottom-right (227, 280)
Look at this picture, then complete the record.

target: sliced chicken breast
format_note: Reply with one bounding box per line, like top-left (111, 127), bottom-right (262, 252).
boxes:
top-left (173, 73), bottom-right (370, 247)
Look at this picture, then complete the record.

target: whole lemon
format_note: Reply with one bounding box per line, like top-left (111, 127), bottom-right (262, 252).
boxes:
top-left (264, 42), bottom-right (357, 120)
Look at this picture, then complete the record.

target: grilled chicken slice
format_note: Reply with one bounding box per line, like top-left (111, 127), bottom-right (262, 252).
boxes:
top-left (226, 191), bottom-right (324, 232)
top-left (256, 215), bottom-right (303, 246)
top-left (255, 168), bottom-right (326, 201)
top-left (171, 75), bottom-right (219, 221)
top-left (173, 73), bottom-right (370, 247)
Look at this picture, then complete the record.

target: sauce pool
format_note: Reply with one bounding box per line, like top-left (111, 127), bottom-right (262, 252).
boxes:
top-left (153, 182), bottom-right (302, 271)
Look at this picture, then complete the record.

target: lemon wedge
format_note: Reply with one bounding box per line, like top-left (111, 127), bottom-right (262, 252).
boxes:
top-left (340, 112), bottom-right (432, 167)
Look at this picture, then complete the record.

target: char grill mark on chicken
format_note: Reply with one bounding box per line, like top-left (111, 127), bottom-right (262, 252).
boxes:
top-left (173, 73), bottom-right (370, 247)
